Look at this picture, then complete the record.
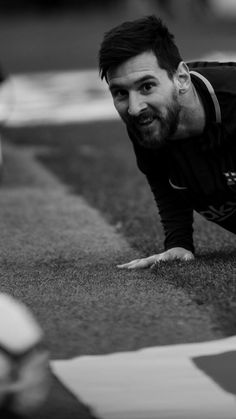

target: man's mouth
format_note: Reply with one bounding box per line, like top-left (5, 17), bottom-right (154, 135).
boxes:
top-left (138, 115), bottom-right (155, 126)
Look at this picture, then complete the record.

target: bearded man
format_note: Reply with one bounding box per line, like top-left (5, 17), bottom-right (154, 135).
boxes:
top-left (98, 15), bottom-right (236, 269)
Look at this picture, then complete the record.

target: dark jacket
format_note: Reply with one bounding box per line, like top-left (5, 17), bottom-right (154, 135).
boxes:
top-left (128, 61), bottom-right (236, 252)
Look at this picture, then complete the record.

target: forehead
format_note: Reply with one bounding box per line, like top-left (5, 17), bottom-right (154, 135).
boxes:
top-left (107, 51), bottom-right (168, 86)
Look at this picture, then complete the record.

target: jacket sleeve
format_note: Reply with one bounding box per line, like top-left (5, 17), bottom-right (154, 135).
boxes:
top-left (130, 136), bottom-right (195, 252)
top-left (146, 171), bottom-right (195, 252)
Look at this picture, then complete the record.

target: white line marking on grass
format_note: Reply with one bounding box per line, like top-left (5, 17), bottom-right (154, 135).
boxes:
top-left (52, 335), bottom-right (236, 419)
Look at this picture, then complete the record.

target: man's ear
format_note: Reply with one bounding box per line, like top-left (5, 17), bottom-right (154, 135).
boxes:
top-left (175, 61), bottom-right (191, 94)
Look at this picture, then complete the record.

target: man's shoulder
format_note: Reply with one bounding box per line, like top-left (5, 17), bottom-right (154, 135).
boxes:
top-left (187, 60), bottom-right (236, 70)
top-left (187, 61), bottom-right (236, 94)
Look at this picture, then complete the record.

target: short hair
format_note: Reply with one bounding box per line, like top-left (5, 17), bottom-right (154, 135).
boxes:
top-left (99, 15), bottom-right (182, 81)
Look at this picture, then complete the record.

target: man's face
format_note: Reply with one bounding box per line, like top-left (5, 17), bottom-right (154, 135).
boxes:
top-left (107, 51), bottom-right (180, 149)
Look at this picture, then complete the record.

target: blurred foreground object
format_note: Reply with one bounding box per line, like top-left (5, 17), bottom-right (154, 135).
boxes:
top-left (0, 293), bottom-right (50, 416)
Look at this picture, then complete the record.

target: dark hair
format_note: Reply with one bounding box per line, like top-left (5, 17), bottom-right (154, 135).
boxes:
top-left (99, 15), bottom-right (182, 81)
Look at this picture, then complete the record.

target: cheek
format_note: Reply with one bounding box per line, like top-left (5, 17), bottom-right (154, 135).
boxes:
top-left (147, 91), bottom-right (167, 108)
top-left (153, 91), bottom-right (176, 113)
top-left (114, 101), bottom-right (127, 118)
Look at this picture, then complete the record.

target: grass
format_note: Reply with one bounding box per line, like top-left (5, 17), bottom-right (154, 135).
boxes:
top-left (4, 121), bottom-right (236, 337)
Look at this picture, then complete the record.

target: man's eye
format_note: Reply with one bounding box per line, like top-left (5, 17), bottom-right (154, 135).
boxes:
top-left (113, 90), bottom-right (127, 99)
top-left (141, 83), bottom-right (155, 93)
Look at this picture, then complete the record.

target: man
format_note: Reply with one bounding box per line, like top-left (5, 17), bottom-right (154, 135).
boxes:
top-left (98, 15), bottom-right (236, 269)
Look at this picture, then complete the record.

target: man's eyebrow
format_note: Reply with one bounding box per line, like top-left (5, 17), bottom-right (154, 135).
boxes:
top-left (109, 75), bottom-right (157, 91)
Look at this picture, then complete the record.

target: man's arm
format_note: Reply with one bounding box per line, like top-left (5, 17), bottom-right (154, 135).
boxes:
top-left (148, 173), bottom-right (195, 253)
top-left (118, 136), bottom-right (195, 269)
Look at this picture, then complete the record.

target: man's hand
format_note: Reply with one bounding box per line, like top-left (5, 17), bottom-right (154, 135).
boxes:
top-left (117, 247), bottom-right (194, 269)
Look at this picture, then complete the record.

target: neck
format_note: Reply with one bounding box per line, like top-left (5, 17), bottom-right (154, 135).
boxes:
top-left (171, 84), bottom-right (206, 140)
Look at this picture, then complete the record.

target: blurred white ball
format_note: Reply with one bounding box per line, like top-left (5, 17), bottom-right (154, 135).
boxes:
top-left (0, 293), bottom-right (50, 415)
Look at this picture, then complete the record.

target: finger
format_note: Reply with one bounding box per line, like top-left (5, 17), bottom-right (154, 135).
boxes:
top-left (117, 259), bottom-right (141, 269)
top-left (127, 259), bottom-right (151, 269)
top-left (117, 258), bottom-right (152, 270)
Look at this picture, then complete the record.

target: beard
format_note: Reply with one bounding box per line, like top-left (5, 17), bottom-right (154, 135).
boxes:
top-left (125, 91), bottom-right (180, 149)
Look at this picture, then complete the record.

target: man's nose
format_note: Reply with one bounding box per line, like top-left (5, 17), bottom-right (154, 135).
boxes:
top-left (127, 93), bottom-right (147, 116)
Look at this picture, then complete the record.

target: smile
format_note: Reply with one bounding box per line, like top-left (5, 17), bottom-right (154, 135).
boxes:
top-left (137, 116), bottom-right (155, 126)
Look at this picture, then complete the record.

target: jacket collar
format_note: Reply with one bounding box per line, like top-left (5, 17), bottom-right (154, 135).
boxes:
top-left (190, 70), bottom-right (222, 124)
